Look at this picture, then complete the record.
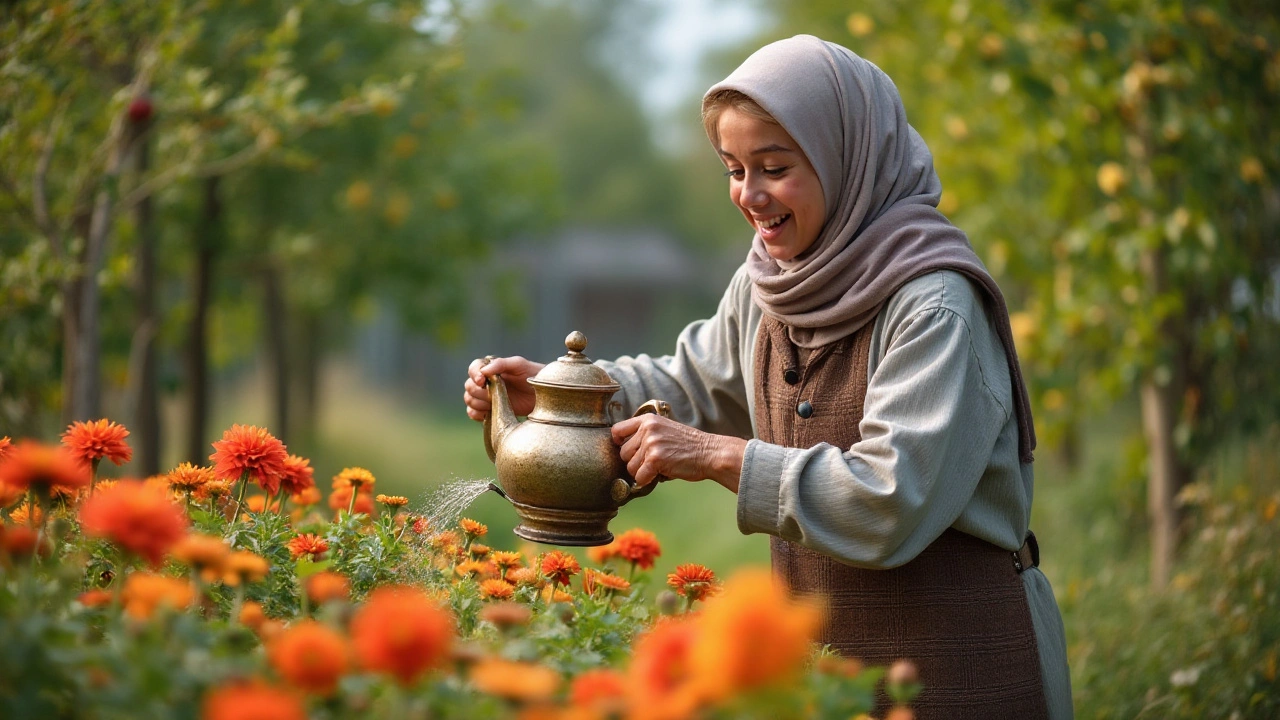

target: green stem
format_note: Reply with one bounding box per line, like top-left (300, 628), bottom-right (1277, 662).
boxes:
top-left (231, 584), bottom-right (245, 624)
top-left (346, 488), bottom-right (357, 516)
top-left (89, 458), bottom-right (101, 496)
top-left (230, 470), bottom-right (251, 523)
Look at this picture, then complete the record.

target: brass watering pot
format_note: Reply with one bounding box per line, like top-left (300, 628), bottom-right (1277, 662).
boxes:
top-left (482, 331), bottom-right (670, 546)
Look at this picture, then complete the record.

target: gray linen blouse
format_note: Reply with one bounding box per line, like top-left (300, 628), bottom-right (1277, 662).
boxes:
top-left (597, 264), bottom-right (1073, 719)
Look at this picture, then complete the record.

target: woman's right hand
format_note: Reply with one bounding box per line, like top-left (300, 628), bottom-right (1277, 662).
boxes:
top-left (463, 356), bottom-right (545, 421)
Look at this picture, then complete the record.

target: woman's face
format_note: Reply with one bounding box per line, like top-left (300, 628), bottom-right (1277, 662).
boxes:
top-left (716, 107), bottom-right (826, 262)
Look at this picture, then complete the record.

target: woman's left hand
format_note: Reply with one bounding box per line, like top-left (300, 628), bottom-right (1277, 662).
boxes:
top-left (611, 414), bottom-right (748, 494)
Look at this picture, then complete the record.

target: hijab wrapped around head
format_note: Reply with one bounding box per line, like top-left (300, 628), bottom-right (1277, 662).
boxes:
top-left (705, 34), bottom-right (1037, 463)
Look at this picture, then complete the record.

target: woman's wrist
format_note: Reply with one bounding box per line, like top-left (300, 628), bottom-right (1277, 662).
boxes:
top-left (707, 435), bottom-right (748, 494)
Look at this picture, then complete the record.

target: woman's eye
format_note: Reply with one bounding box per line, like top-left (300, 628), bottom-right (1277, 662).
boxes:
top-left (723, 168), bottom-right (744, 179)
top-left (763, 166), bottom-right (788, 177)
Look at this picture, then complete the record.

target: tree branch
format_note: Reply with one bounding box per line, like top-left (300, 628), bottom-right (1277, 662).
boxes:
top-left (34, 98), bottom-right (68, 257)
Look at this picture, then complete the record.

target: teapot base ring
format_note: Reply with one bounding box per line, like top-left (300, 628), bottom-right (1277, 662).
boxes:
top-left (508, 499), bottom-right (618, 547)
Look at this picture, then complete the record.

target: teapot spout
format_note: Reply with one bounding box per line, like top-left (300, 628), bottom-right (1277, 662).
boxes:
top-left (482, 356), bottom-right (519, 463)
top-left (487, 481), bottom-right (509, 502)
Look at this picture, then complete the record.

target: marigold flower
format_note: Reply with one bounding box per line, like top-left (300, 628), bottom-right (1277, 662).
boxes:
top-left (376, 494), bottom-right (408, 508)
top-left (666, 564), bottom-right (719, 603)
top-left (245, 495), bottom-right (281, 514)
top-left (278, 454), bottom-right (315, 495)
top-left (587, 569), bottom-right (631, 597)
top-left (287, 533), bottom-right (329, 560)
top-left (0, 436), bottom-right (10, 460)
top-left (351, 586), bottom-right (454, 686)
top-left (478, 602), bottom-right (532, 630)
top-left (79, 481), bottom-right (189, 567)
top-left (586, 541), bottom-right (620, 566)
top-left (479, 579), bottom-right (516, 600)
top-left (62, 418), bottom-right (132, 466)
top-left (459, 517), bottom-right (488, 538)
top-left (0, 440), bottom-right (89, 494)
top-left (540, 550), bottom-right (581, 587)
top-left (290, 486), bottom-right (322, 506)
top-left (305, 571), bottom-right (350, 604)
top-left (10, 501), bottom-right (43, 527)
top-left (470, 658), bottom-right (561, 703)
top-left (627, 618), bottom-right (704, 720)
top-left (269, 620), bottom-right (350, 696)
top-left (1, 525), bottom-right (47, 559)
top-left (121, 572), bottom-right (195, 620)
top-left (202, 679), bottom-right (306, 720)
top-left (539, 586), bottom-right (574, 604)
top-left (209, 424), bottom-right (288, 493)
top-left (614, 528), bottom-right (661, 570)
top-left (0, 480), bottom-right (23, 508)
top-left (78, 589), bottom-right (114, 608)
top-left (332, 466), bottom-right (375, 492)
top-left (570, 668), bottom-right (627, 712)
top-left (688, 568), bottom-right (820, 701)
top-left (507, 567), bottom-right (541, 587)
top-left (197, 478), bottom-right (235, 501)
top-left (172, 533), bottom-right (231, 582)
top-left (239, 600), bottom-right (267, 630)
top-left (491, 550), bottom-right (524, 571)
top-left (455, 560), bottom-right (497, 580)
top-left (469, 543), bottom-right (491, 557)
top-left (430, 530), bottom-right (459, 549)
top-left (222, 550), bottom-right (271, 586)
top-left (168, 462), bottom-right (215, 494)
top-left (328, 485), bottom-right (374, 516)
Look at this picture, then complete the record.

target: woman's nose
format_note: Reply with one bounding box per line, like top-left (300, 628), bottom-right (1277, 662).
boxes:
top-left (740, 178), bottom-right (769, 208)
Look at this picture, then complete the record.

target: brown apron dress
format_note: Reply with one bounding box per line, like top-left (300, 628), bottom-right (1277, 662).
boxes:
top-left (753, 315), bottom-right (1049, 719)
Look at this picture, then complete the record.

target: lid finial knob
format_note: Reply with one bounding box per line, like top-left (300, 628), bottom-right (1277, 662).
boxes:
top-left (565, 330), bottom-right (588, 355)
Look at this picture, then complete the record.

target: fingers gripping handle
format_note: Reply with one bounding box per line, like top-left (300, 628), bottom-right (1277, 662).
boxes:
top-left (610, 399), bottom-right (672, 505)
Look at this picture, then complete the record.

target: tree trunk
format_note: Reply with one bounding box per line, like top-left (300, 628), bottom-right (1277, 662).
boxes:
top-left (186, 176), bottom-right (221, 464)
top-left (131, 131), bottom-right (161, 475)
top-left (1141, 378), bottom-right (1181, 590)
top-left (262, 261), bottom-right (289, 445)
top-left (293, 309), bottom-right (322, 455)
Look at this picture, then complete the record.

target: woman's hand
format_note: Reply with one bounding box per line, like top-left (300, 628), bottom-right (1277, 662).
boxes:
top-left (611, 414), bottom-right (748, 494)
top-left (463, 356), bottom-right (545, 421)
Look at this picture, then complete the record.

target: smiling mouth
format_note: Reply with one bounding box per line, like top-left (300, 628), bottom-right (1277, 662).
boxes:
top-left (757, 214), bottom-right (791, 232)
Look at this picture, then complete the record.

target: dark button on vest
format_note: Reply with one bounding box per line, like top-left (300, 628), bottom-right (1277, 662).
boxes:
top-left (796, 400), bottom-right (813, 418)
top-left (783, 368), bottom-right (800, 385)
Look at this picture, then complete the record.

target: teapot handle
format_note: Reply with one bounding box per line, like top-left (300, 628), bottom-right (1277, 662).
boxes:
top-left (610, 399), bottom-right (673, 505)
top-left (481, 355), bottom-right (500, 462)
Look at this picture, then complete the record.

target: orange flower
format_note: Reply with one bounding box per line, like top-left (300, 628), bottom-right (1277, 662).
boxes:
top-left (479, 578), bottom-right (516, 600)
top-left (245, 495), bottom-right (281, 514)
top-left (121, 572), bottom-right (195, 620)
top-left (479, 601), bottom-right (532, 630)
top-left (172, 533), bottom-right (231, 582)
top-left (239, 600), bottom-right (267, 630)
top-left (202, 679), bottom-right (306, 720)
top-left (0, 480), bottom-right (23, 508)
top-left (541, 550), bottom-right (581, 587)
top-left (268, 620), bottom-right (350, 696)
top-left (470, 543), bottom-right (491, 557)
top-left (222, 550), bottom-right (270, 586)
top-left (197, 478), bottom-right (235, 501)
top-left (0, 436), bottom-right (9, 460)
top-left (586, 541), bottom-right (620, 566)
top-left (168, 462), bottom-right (215, 494)
top-left (459, 517), bottom-right (488, 538)
top-left (62, 419), bottom-right (132, 466)
top-left (209, 424), bottom-right (288, 493)
top-left (1, 525), bottom-right (46, 558)
top-left (627, 618), bottom-right (704, 720)
top-left (78, 589), bottom-right (114, 608)
top-left (491, 550), bottom-right (524, 573)
top-left (278, 454), bottom-right (315, 495)
top-left (376, 493), bottom-right (408, 508)
top-left (0, 440), bottom-right (89, 494)
top-left (287, 533), bottom-right (329, 560)
top-left (328, 485), bottom-right (374, 516)
top-left (586, 569), bottom-right (631, 597)
top-left (10, 501), bottom-right (43, 527)
top-left (411, 516), bottom-right (430, 535)
top-left (570, 668), bottom-right (627, 712)
top-left (666, 564), bottom-right (718, 603)
top-left (470, 658), bottom-right (561, 703)
top-left (332, 466), bottom-right (375, 492)
top-left (79, 481), bottom-right (189, 567)
top-left (351, 586), bottom-right (454, 686)
top-left (614, 528), bottom-right (661, 570)
top-left (290, 486), bottom-right (322, 506)
top-left (507, 567), bottom-right (542, 587)
top-left (539, 586), bottom-right (575, 604)
top-left (305, 571), bottom-right (350, 605)
top-left (430, 530), bottom-right (459, 549)
top-left (455, 560), bottom-right (497, 579)
top-left (688, 568), bottom-right (820, 701)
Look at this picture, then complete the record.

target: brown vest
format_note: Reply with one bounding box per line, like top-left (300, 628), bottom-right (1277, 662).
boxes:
top-left (753, 316), bottom-right (1048, 719)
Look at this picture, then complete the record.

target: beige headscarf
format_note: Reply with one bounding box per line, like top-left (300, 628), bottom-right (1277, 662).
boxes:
top-left (705, 35), bottom-right (1036, 463)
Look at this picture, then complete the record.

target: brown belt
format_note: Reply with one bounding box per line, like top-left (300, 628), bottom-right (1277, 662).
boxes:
top-left (1013, 530), bottom-right (1040, 574)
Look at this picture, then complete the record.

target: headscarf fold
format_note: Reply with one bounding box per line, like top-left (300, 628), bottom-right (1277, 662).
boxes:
top-left (705, 35), bottom-right (1037, 463)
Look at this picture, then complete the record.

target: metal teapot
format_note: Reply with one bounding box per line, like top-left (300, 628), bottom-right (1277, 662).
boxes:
top-left (482, 331), bottom-right (670, 546)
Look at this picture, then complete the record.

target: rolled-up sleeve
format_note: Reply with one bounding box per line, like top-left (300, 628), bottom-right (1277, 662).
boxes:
top-left (737, 305), bottom-right (1011, 568)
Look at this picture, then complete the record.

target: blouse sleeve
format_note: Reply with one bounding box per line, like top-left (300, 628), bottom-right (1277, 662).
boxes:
top-left (596, 266), bottom-right (756, 440)
top-left (736, 301), bottom-right (1012, 569)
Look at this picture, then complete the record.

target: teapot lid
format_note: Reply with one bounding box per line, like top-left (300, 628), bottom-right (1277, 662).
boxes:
top-left (529, 331), bottom-right (620, 392)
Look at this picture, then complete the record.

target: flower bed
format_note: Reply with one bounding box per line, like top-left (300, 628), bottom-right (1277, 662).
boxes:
top-left (0, 421), bottom-right (914, 719)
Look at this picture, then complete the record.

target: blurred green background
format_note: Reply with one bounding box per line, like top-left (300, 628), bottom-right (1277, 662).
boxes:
top-left (3, 0), bottom-right (1279, 716)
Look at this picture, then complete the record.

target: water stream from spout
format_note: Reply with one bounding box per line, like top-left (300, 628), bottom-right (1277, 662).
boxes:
top-left (419, 477), bottom-right (494, 530)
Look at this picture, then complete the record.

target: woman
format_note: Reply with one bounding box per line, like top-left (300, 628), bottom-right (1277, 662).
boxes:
top-left (465, 35), bottom-right (1071, 719)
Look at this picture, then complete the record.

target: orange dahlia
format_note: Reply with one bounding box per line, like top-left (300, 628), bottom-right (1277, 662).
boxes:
top-left (459, 517), bottom-right (488, 538)
top-left (62, 418), bottom-right (132, 466)
top-left (666, 564), bottom-right (719, 604)
top-left (455, 560), bottom-right (497, 580)
top-left (10, 501), bottom-right (43, 527)
top-left (209, 424), bottom-right (288, 492)
top-left (0, 440), bottom-right (89, 494)
top-left (351, 586), bottom-right (454, 686)
top-left (171, 533), bottom-right (231, 582)
top-left (570, 668), bottom-right (627, 712)
top-left (540, 550), bottom-right (581, 587)
top-left (168, 462), bottom-right (215, 494)
top-left (614, 528), bottom-right (661, 570)
top-left (202, 679), bottom-right (306, 720)
top-left (507, 567), bottom-right (541, 587)
top-left (586, 569), bottom-right (631, 597)
top-left (278, 455), bottom-right (315, 495)
top-left (479, 578), bottom-right (516, 600)
top-left (79, 481), bottom-right (189, 567)
top-left (688, 568), bottom-right (820, 701)
top-left (628, 618), bottom-right (704, 720)
top-left (491, 550), bottom-right (524, 577)
top-left (287, 533), bottom-right (329, 560)
top-left (332, 466), bottom-right (375, 492)
top-left (197, 478), bottom-right (234, 501)
top-left (305, 571), bottom-right (350, 605)
top-left (222, 550), bottom-right (271, 586)
top-left (469, 658), bottom-right (561, 703)
top-left (376, 494), bottom-right (408, 508)
top-left (290, 486), bottom-right (322, 507)
top-left (121, 572), bottom-right (195, 620)
top-left (268, 620), bottom-right (350, 696)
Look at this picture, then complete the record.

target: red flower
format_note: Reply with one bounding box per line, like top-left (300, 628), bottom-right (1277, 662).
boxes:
top-left (202, 680), bottom-right (306, 720)
top-left (351, 586), bottom-right (454, 685)
top-left (0, 436), bottom-right (11, 460)
top-left (615, 528), bottom-right (662, 570)
top-left (570, 668), bottom-right (627, 712)
top-left (666, 564), bottom-right (719, 603)
top-left (79, 481), bottom-right (189, 566)
top-left (287, 533), bottom-right (329, 560)
top-left (0, 440), bottom-right (89, 494)
top-left (62, 418), bottom-right (132, 466)
top-left (540, 550), bottom-right (581, 587)
top-left (278, 455), bottom-right (315, 495)
top-left (209, 425), bottom-right (288, 493)
top-left (268, 620), bottom-right (350, 696)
